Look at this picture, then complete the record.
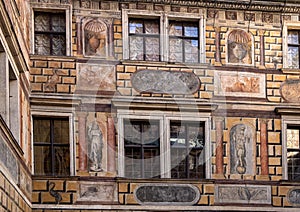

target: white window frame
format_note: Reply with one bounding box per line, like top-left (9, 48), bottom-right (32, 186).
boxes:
top-left (122, 9), bottom-right (206, 63)
top-left (282, 19), bottom-right (300, 70)
top-left (117, 110), bottom-right (211, 179)
top-left (31, 112), bottom-right (75, 176)
top-left (30, 3), bottom-right (72, 56)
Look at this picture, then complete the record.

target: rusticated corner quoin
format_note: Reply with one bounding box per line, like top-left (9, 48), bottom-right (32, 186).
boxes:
top-left (280, 80), bottom-right (300, 103)
top-left (131, 70), bottom-right (200, 95)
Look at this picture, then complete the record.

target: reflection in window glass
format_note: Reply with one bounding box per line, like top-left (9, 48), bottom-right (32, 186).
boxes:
top-left (287, 126), bottom-right (300, 180)
top-left (287, 30), bottom-right (300, 69)
top-left (169, 21), bottom-right (199, 63)
top-left (33, 117), bottom-right (70, 176)
top-left (124, 119), bottom-right (160, 178)
top-left (170, 121), bottom-right (205, 179)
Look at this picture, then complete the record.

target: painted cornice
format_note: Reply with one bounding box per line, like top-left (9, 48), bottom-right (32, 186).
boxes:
top-left (119, 0), bottom-right (300, 13)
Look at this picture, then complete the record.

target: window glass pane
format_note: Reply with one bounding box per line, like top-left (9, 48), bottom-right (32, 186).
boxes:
top-left (34, 146), bottom-right (51, 175)
top-left (33, 119), bottom-right (50, 143)
top-left (184, 24), bottom-right (198, 37)
top-left (52, 35), bottom-right (66, 56)
top-left (169, 23), bottom-right (183, 36)
top-left (129, 36), bottom-right (144, 60)
top-left (124, 120), bottom-right (160, 178)
top-left (145, 37), bottom-right (160, 61)
top-left (51, 14), bottom-right (66, 32)
top-left (54, 119), bottom-right (69, 144)
top-left (287, 46), bottom-right (299, 69)
top-left (287, 129), bottom-right (299, 149)
top-left (170, 121), bottom-right (205, 179)
top-left (288, 150), bottom-right (300, 180)
top-left (54, 147), bottom-right (70, 176)
top-left (169, 38), bottom-right (183, 62)
top-left (35, 34), bottom-right (51, 55)
top-left (34, 13), bottom-right (50, 31)
top-left (144, 21), bottom-right (159, 34)
top-left (288, 31), bottom-right (299, 44)
top-left (129, 20), bottom-right (143, 34)
top-left (184, 39), bottom-right (199, 63)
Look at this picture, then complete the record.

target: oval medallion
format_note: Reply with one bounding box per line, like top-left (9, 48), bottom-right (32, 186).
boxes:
top-left (134, 184), bottom-right (200, 205)
top-left (131, 70), bottom-right (200, 94)
top-left (280, 80), bottom-right (300, 103)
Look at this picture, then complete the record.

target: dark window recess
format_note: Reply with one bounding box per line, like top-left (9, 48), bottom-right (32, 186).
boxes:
top-left (287, 30), bottom-right (300, 69)
top-left (128, 19), bottom-right (160, 61)
top-left (124, 119), bottom-right (160, 178)
top-left (287, 125), bottom-right (300, 180)
top-left (170, 121), bottom-right (205, 179)
top-left (169, 21), bottom-right (199, 63)
top-left (33, 117), bottom-right (70, 176)
top-left (34, 11), bottom-right (66, 56)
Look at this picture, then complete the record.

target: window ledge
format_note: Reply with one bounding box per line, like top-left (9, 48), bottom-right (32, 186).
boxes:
top-left (281, 68), bottom-right (300, 74)
top-left (30, 54), bottom-right (76, 62)
top-left (121, 60), bottom-right (210, 68)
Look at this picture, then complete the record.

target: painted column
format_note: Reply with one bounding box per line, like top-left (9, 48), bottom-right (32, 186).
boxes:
top-left (260, 119), bottom-right (269, 175)
top-left (258, 30), bottom-right (265, 68)
top-left (78, 112), bottom-right (88, 171)
top-left (107, 116), bottom-right (116, 172)
top-left (215, 26), bottom-right (221, 65)
top-left (215, 117), bottom-right (224, 174)
top-left (77, 18), bottom-right (83, 55)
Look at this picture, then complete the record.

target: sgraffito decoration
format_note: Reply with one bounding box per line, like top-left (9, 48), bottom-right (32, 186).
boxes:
top-left (131, 70), bottom-right (200, 94)
top-left (280, 80), bottom-right (300, 103)
top-left (134, 184), bottom-right (200, 205)
top-left (227, 29), bottom-right (253, 65)
top-left (229, 124), bottom-right (254, 175)
top-left (288, 188), bottom-right (300, 206)
top-left (215, 184), bottom-right (271, 205)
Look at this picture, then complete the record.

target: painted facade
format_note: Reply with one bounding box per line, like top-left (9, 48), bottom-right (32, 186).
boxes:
top-left (2, 0), bottom-right (300, 211)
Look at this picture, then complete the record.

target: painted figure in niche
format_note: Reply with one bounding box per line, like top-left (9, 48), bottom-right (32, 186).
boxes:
top-left (227, 29), bottom-right (252, 64)
top-left (231, 125), bottom-right (250, 174)
top-left (87, 121), bottom-right (103, 172)
top-left (84, 19), bottom-right (107, 57)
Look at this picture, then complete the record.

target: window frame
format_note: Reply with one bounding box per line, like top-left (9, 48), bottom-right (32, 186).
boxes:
top-left (30, 3), bottom-right (72, 56)
top-left (122, 9), bottom-right (205, 64)
top-left (31, 112), bottom-right (75, 176)
top-left (282, 117), bottom-right (300, 180)
top-left (118, 111), bottom-right (211, 179)
top-left (282, 20), bottom-right (300, 70)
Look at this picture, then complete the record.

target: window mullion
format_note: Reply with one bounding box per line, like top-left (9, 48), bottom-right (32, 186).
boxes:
top-left (50, 119), bottom-right (55, 176)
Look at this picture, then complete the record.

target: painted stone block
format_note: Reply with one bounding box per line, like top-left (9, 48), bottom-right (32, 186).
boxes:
top-left (134, 184), bottom-right (200, 205)
top-left (214, 71), bottom-right (265, 98)
top-left (215, 184), bottom-right (271, 205)
top-left (131, 70), bottom-right (200, 94)
top-left (77, 63), bottom-right (116, 92)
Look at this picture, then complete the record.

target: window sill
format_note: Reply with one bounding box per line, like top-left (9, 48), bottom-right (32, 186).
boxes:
top-left (30, 54), bottom-right (76, 62)
top-left (121, 60), bottom-right (209, 68)
top-left (281, 68), bottom-right (300, 74)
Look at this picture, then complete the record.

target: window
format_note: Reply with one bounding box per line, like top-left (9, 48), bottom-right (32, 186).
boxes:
top-left (129, 19), bottom-right (160, 61)
top-left (118, 113), bottom-right (210, 179)
top-left (124, 120), bottom-right (160, 178)
top-left (287, 125), bottom-right (300, 180)
top-left (34, 11), bottom-right (66, 56)
top-left (287, 30), bottom-right (300, 69)
top-left (0, 42), bottom-right (20, 143)
top-left (169, 21), bottom-right (199, 63)
top-left (33, 117), bottom-right (70, 176)
top-left (170, 121), bottom-right (205, 179)
top-left (123, 10), bottom-right (205, 63)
